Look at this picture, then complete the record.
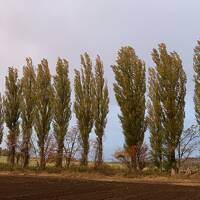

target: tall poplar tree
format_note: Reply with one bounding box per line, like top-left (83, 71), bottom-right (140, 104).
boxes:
top-left (0, 94), bottom-right (4, 144)
top-left (112, 46), bottom-right (146, 170)
top-left (21, 58), bottom-right (36, 168)
top-left (34, 59), bottom-right (53, 169)
top-left (4, 67), bottom-right (21, 166)
top-left (194, 41), bottom-right (200, 125)
top-left (53, 58), bottom-right (71, 168)
top-left (74, 53), bottom-right (94, 166)
top-left (147, 68), bottom-right (163, 170)
top-left (94, 55), bottom-right (109, 167)
top-left (152, 43), bottom-right (187, 170)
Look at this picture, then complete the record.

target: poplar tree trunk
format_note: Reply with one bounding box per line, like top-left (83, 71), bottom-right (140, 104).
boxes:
top-left (8, 130), bottom-right (16, 166)
top-left (159, 154), bottom-right (163, 172)
top-left (130, 155), bottom-right (137, 172)
top-left (23, 142), bottom-right (30, 168)
top-left (56, 142), bottom-right (64, 168)
top-left (168, 149), bottom-right (177, 172)
top-left (39, 144), bottom-right (46, 170)
top-left (81, 139), bottom-right (89, 166)
top-left (95, 136), bottom-right (103, 167)
top-left (8, 146), bottom-right (15, 166)
top-left (22, 129), bottom-right (31, 168)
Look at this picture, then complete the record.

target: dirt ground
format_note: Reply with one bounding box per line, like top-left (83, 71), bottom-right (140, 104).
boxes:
top-left (0, 175), bottom-right (200, 200)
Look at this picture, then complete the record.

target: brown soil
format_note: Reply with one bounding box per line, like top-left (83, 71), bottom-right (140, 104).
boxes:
top-left (0, 175), bottom-right (200, 200)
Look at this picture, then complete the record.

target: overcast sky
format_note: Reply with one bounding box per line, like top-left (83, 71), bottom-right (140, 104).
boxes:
top-left (0, 0), bottom-right (200, 160)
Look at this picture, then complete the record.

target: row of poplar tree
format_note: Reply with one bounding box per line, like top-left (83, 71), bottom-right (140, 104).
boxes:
top-left (1, 41), bottom-right (200, 171)
top-left (0, 54), bottom-right (109, 170)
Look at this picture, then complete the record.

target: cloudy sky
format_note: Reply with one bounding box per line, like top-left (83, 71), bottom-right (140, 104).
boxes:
top-left (0, 0), bottom-right (200, 160)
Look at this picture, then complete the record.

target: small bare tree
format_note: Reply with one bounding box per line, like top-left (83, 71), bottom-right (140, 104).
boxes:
top-left (30, 137), bottom-right (40, 168)
top-left (177, 125), bottom-right (200, 169)
top-left (90, 139), bottom-right (98, 165)
top-left (44, 134), bottom-right (57, 164)
top-left (114, 144), bottom-right (148, 172)
top-left (15, 138), bottom-right (24, 166)
top-left (64, 126), bottom-right (81, 167)
top-left (136, 144), bottom-right (148, 170)
top-left (29, 133), bottom-right (56, 168)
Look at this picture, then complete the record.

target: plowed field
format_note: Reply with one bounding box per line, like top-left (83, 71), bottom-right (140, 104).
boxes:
top-left (0, 175), bottom-right (200, 200)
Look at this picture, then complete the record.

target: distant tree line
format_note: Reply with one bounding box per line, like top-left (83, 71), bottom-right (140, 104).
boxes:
top-left (1, 41), bottom-right (200, 173)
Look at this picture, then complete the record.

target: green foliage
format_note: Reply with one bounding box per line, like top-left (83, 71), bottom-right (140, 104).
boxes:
top-left (21, 57), bottom-right (36, 168)
top-left (94, 55), bottom-right (109, 166)
top-left (34, 59), bottom-right (53, 169)
top-left (112, 46), bottom-right (146, 170)
top-left (53, 57), bottom-right (71, 168)
top-left (147, 68), bottom-right (163, 169)
top-left (194, 41), bottom-right (200, 125)
top-left (4, 67), bottom-right (21, 166)
top-left (74, 53), bottom-right (94, 166)
top-left (151, 43), bottom-right (187, 170)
